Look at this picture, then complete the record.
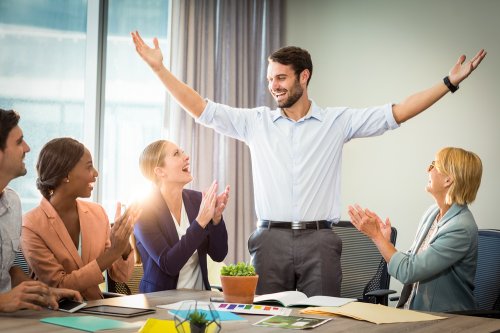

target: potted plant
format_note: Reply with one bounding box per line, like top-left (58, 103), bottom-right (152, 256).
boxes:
top-left (188, 310), bottom-right (208, 333)
top-left (220, 262), bottom-right (259, 304)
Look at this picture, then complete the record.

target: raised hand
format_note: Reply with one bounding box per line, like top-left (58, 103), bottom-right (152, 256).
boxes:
top-left (131, 31), bottom-right (164, 72)
top-left (196, 180), bottom-right (218, 228)
top-left (213, 185), bottom-right (230, 225)
top-left (448, 49), bottom-right (486, 86)
top-left (365, 208), bottom-right (392, 241)
top-left (348, 204), bottom-right (384, 240)
top-left (110, 202), bottom-right (141, 259)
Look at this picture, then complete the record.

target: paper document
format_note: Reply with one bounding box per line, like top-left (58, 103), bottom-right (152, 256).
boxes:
top-left (300, 302), bottom-right (447, 324)
top-left (254, 290), bottom-right (356, 307)
top-left (40, 315), bottom-right (142, 332)
top-left (158, 300), bottom-right (292, 316)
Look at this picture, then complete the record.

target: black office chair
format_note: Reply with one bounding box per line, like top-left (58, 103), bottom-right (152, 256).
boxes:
top-left (448, 229), bottom-right (500, 318)
top-left (332, 221), bottom-right (397, 305)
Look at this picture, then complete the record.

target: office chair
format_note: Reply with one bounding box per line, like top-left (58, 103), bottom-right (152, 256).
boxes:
top-left (448, 229), bottom-right (500, 318)
top-left (332, 221), bottom-right (397, 305)
top-left (107, 264), bottom-right (144, 296)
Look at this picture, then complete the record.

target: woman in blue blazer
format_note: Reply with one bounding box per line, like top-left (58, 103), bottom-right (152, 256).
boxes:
top-left (348, 147), bottom-right (482, 312)
top-left (134, 140), bottom-right (229, 292)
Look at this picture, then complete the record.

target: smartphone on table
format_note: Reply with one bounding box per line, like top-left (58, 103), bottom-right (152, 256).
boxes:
top-left (57, 298), bottom-right (87, 313)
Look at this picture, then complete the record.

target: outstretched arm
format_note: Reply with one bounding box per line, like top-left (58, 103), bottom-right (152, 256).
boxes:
top-left (131, 31), bottom-right (207, 118)
top-left (392, 49), bottom-right (486, 124)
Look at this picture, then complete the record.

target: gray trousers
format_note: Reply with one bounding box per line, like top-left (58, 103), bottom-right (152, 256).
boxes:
top-left (248, 227), bottom-right (342, 297)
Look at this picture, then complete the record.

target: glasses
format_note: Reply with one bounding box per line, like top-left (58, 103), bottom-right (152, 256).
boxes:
top-left (428, 160), bottom-right (437, 172)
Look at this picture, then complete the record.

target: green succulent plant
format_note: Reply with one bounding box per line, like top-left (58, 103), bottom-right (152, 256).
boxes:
top-left (188, 310), bottom-right (208, 326)
top-left (220, 262), bottom-right (256, 276)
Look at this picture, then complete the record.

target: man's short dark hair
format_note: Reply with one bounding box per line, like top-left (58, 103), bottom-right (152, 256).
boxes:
top-left (269, 46), bottom-right (313, 86)
top-left (0, 108), bottom-right (20, 151)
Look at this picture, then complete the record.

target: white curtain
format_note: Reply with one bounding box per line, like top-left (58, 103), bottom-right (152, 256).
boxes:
top-left (167, 0), bottom-right (282, 263)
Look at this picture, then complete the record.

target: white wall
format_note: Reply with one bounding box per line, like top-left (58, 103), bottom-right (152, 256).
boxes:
top-left (285, 0), bottom-right (500, 298)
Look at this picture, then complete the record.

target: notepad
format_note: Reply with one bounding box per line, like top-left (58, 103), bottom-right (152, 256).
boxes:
top-left (40, 315), bottom-right (141, 332)
top-left (253, 290), bottom-right (356, 307)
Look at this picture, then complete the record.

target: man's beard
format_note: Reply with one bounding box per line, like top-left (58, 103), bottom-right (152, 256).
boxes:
top-left (276, 80), bottom-right (304, 109)
top-left (15, 167), bottom-right (27, 179)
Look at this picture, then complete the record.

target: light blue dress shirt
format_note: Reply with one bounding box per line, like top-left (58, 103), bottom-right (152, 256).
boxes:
top-left (197, 100), bottom-right (398, 222)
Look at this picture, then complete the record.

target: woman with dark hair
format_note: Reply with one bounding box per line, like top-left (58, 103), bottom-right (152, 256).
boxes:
top-left (134, 140), bottom-right (228, 292)
top-left (22, 138), bottom-right (138, 300)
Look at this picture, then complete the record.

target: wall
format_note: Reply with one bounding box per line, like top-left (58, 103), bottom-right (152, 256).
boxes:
top-left (284, 0), bottom-right (500, 298)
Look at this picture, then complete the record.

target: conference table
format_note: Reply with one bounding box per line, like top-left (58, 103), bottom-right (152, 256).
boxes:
top-left (1, 289), bottom-right (499, 332)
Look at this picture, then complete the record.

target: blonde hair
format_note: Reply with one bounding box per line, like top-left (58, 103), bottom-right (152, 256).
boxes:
top-left (435, 147), bottom-right (482, 205)
top-left (139, 140), bottom-right (169, 186)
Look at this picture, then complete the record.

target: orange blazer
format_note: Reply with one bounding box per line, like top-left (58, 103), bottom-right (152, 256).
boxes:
top-left (22, 198), bottom-right (134, 300)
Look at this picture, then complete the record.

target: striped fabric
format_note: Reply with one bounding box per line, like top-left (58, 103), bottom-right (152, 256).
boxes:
top-left (475, 229), bottom-right (500, 310)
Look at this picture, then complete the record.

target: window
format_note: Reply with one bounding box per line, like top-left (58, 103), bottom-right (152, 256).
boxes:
top-left (100, 0), bottom-right (169, 214)
top-left (0, 0), bottom-right (88, 211)
top-left (0, 0), bottom-right (170, 214)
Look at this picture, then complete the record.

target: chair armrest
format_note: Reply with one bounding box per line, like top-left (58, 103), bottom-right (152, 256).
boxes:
top-left (389, 295), bottom-right (400, 302)
top-left (363, 289), bottom-right (397, 305)
top-left (365, 289), bottom-right (397, 297)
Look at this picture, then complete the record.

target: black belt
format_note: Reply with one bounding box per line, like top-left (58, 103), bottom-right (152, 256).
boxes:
top-left (258, 220), bottom-right (332, 230)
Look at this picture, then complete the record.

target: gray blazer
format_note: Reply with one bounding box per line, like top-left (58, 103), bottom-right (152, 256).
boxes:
top-left (389, 203), bottom-right (478, 312)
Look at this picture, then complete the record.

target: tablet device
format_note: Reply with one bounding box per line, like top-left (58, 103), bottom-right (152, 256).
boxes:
top-left (58, 299), bottom-right (87, 313)
top-left (79, 305), bottom-right (156, 318)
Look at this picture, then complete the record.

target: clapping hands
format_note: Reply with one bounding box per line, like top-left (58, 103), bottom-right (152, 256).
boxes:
top-left (110, 202), bottom-right (142, 259)
top-left (196, 180), bottom-right (230, 228)
top-left (348, 204), bottom-right (392, 241)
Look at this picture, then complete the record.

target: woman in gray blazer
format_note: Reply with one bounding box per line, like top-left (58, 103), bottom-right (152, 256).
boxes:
top-left (348, 147), bottom-right (482, 312)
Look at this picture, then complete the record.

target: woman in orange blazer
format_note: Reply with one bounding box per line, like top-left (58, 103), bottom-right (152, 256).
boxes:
top-left (22, 138), bottom-right (138, 300)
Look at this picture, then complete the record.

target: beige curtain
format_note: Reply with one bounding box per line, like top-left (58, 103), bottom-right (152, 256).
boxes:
top-left (167, 0), bottom-right (282, 263)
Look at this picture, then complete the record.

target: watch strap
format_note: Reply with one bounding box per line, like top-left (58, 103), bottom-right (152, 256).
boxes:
top-left (443, 76), bottom-right (459, 93)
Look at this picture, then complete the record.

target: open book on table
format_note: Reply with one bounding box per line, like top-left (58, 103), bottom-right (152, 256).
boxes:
top-left (253, 291), bottom-right (356, 307)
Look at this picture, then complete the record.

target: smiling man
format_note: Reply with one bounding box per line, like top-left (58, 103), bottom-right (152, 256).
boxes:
top-left (0, 108), bottom-right (82, 312)
top-left (132, 31), bottom-right (485, 297)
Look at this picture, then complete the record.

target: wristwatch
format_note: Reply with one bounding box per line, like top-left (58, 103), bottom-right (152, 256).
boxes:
top-left (443, 76), bottom-right (459, 93)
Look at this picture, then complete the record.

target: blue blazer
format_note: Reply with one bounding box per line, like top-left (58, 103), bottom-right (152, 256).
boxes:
top-left (134, 188), bottom-right (228, 293)
top-left (389, 203), bottom-right (478, 312)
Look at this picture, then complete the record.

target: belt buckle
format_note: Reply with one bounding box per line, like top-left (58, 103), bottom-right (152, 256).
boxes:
top-left (291, 221), bottom-right (305, 230)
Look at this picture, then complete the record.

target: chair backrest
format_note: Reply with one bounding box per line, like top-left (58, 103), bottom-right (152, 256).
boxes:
top-left (332, 221), bottom-right (397, 303)
top-left (107, 264), bottom-right (144, 295)
top-left (474, 229), bottom-right (500, 310)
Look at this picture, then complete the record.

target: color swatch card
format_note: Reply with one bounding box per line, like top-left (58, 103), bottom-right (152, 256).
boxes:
top-left (168, 309), bottom-right (247, 322)
top-left (212, 302), bottom-right (292, 316)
